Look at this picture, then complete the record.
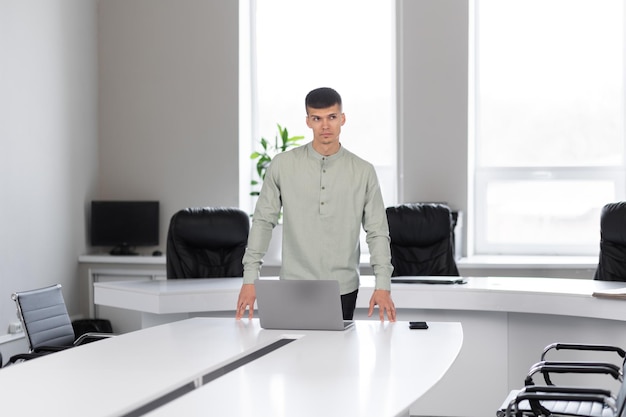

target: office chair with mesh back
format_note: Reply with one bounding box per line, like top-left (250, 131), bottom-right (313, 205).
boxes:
top-left (8, 284), bottom-right (113, 364)
top-left (594, 202), bottom-right (626, 282)
top-left (386, 203), bottom-right (459, 276)
top-left (166, 207), bottom-right (250, 278)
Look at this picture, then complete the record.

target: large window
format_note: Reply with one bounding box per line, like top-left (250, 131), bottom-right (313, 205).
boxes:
top-left (239, 0), bottom-right (396, 215)
top-left (473, 0), bottom-right (626, 255)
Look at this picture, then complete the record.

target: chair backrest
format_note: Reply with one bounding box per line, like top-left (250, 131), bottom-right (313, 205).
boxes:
top-left (386, 203), bottom-right (459, 276)
top-left (166, 207), bottom-right (250, 278)
top-left (13, 284), bottom-right (75, 352)
top-left (594, 201), bottom-right (626, 281)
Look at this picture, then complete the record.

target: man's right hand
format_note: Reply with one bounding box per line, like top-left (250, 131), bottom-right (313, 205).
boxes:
top-left (235, 283), bottom-right (256, 320)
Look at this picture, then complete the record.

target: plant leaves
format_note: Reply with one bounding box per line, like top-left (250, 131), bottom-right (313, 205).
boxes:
top-left (251, 123), bottom-right (304, 187)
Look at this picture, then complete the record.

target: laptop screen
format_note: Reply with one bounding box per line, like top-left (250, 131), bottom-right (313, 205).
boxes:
top-left (254, 279), bottom-right (354, 331)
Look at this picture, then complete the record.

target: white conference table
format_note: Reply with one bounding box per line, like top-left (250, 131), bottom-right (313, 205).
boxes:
top-left (0, 317), bottom-right (462, 417)
top-left (94, 276), bottom-right (626, 417)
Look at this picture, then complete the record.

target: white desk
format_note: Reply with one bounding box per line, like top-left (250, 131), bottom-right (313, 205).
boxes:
top-left (94, 276), bottom-right (626, 320)
top-left (78, 254), bottom-right (167, 318)
top-left (94, 276), bottom-right (626, 417)
top-left (0, 317), bottom-right (462, 417)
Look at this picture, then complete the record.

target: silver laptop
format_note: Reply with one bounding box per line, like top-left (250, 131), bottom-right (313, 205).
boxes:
top-left (254, 279), bottom-right (354, 331)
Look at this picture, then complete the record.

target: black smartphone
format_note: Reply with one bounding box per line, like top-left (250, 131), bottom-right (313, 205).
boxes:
top-left (409, 321), bottom-right (428, 329)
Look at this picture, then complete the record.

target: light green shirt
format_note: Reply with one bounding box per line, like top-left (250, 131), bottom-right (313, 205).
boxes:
top-left (243, 142), bottom-right (393, 294)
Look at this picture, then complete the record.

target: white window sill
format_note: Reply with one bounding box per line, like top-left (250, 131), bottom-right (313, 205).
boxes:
top-left (457, 255), bottom-right (598, 270)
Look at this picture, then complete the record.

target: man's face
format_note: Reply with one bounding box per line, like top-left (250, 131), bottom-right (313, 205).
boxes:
top-left (305, 104), bottom-right (346, 147)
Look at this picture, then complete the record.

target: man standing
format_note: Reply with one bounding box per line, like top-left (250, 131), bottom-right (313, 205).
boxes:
top-left (236, 87), bottom-right (396, 322)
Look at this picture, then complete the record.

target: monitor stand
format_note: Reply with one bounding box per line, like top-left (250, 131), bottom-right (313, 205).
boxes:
top-left (109, 245), bottom-right (139, 256)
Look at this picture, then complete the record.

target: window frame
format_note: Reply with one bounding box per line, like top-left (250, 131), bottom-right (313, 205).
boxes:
top-left (471, 0), bottom-right (626, 256)
top-left (474, 166), bottom-right (626, 255)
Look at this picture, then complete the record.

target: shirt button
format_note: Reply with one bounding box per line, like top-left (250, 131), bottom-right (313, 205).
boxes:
top-left (321, 186), bottom-right (326, 190)
top-left (321, 202), bottom-right (325, 205)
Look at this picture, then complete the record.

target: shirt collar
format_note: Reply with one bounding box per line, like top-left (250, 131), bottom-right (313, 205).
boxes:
top-left (306, 141), bottom-right (344, 161)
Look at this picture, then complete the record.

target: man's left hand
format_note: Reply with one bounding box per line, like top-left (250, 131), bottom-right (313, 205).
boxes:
top-left (368, 289), bottom-right (396, 322)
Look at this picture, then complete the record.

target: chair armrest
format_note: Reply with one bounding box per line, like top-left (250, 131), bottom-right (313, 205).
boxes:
top-left (539, 361), bottom-right (622, 373)
top-left (8, 334), bottom-right (115, 365)
top-left (525, 361), bottom-right (621, 386)
top-left (74, 332), bottom-right (115, 346)
top-left (542, 342), bottom-right (626, 361)
top-left (523, 385), bottom-right (613, 397)
top-left (8, 351), bottom-right (54, 364)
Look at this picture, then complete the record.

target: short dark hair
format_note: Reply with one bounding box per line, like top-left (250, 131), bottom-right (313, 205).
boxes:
top-left (305, 87), bottom-right (342, 112)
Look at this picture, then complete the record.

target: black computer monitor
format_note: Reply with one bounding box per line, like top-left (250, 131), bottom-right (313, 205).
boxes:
top-left (90, 201), bottom-right (159, 255)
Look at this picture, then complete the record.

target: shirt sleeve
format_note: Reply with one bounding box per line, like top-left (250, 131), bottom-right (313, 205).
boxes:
top-left (362, 166), bottom-right (394, 291)
top-left (242, 158), bottom-right (283, 284)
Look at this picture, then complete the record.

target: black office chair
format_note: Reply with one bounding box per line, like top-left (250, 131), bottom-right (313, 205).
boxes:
top-left (594, 202), bottom-right (626, 282)
top-left (166, 207), bottom-right (250, 278)
top-left (386, 203), bottom-right (459, 276)
top-left (8, 284), bottom-right (113, 364)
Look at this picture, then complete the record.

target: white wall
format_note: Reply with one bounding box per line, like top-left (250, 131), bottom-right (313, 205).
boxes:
top-left (97, 0), bottom-right (240, 251)
top-left (0, 0), bottom-right (99, 362)
top-left (397, 0), bottom-right (469, 211)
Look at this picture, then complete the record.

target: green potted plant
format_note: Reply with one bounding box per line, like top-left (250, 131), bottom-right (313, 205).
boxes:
top-left (250, 123), bottom-right (304, 197)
